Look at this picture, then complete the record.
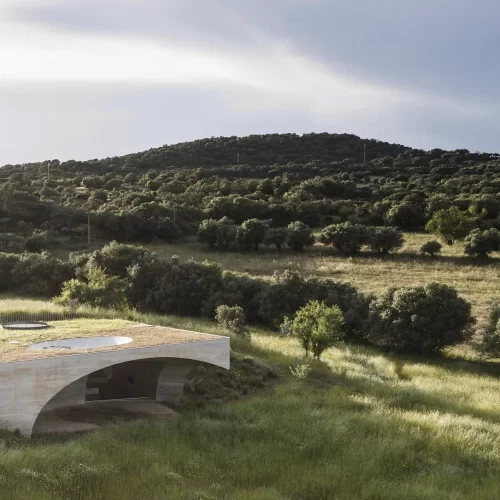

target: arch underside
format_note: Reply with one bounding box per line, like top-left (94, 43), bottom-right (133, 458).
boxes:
top-left (31, 357), bottom-right (210, 436)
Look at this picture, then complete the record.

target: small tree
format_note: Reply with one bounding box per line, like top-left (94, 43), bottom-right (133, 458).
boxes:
top-left (216, 305), bottom-right (250, 340)
top-left (286, 221), bottom-right (315, 252)
top-left (292, 301), bottom-right (344, 359)
top-left (369, 227), bottom-right (404, 255)
top-left (464, 228), bottom-right (500, 258)
top-left (425, 206), bottom-right (476, 245)
top-left (366, 283), bottom-right (472, 353)
top-left (420, 240), bottom-right (442, 257)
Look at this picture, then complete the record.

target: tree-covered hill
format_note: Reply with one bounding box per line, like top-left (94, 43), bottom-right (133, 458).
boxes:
top-left (2, 133), bottom-right (410, 173)
top-left (1, 132), bottom-right (500, 250)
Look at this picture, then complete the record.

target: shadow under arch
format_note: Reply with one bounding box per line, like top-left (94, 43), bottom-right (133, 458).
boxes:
top-left (30, 356), bottom-right (227, 437)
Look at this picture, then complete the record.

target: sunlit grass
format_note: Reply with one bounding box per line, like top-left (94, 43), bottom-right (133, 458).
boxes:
top-left (2, 286), bottom-right (500, 497)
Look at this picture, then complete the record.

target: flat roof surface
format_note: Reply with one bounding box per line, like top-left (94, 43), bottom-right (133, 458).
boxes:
top-left (0, 321), bottom-right (224, 364)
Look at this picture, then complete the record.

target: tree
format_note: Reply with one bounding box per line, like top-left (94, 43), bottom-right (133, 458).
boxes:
top-left (319, 222), bottom-right (370, 255)
top-left (464, 228), bottom-right (500, 258)
top-left (369, 227), bottom-right (404, 254)
top-left (420, 240), bottom-right (442, 257)
top-left (385, 202), bottom-right (426, 230)
top-left (197, 219), bottom-right (219, 249)
top-left (215, 304), bottom-right (250, 340)
top-left (292, 301), bottom-right (344, 359)
top-left (286, 221), bottom-right (315, 252)
top-left (237, 218), bottom-right (268, 251)
top-left (425, 206), bottom-right (477, 245)
top-left (263, 227), bottom-right (287, 250)
top-left (366, 283), bottom-right (472, 353)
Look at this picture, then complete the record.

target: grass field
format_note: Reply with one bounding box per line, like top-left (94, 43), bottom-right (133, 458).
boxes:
top-left (144, 233), bottom-right (500, 326)
top-left (2, 304), bottom-right (500, 499)
top-left (3, 234), bottom-right (498, 499)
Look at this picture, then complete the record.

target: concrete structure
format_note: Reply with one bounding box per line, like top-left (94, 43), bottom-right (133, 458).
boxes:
top-left (0, 325), bottom-right (230, 437)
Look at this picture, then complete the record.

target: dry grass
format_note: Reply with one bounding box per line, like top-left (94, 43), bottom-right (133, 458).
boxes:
top-left (0, 319), bottom-right (221, 363)
top-left (146, 233), bottom-right (500, 325)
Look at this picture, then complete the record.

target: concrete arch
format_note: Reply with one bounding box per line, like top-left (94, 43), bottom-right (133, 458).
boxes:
top-left (0, 338), bottom-right (229, 437)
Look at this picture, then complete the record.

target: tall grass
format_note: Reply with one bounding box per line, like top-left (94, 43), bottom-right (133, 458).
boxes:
top-left (1, 298), bottom-right (500, 498)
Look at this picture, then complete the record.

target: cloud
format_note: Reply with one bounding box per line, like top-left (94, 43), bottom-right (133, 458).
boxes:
top-left (0, 0), bottom-right (499, 164)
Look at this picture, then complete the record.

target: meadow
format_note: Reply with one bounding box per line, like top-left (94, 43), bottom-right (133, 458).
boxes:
top-left (143, 232), bottom-right (500, 326)
top-left (1, 298), bottom-right (500, 499)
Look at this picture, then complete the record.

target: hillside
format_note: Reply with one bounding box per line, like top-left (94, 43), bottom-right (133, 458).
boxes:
top-left (1, 132), bottom-right (500, 251)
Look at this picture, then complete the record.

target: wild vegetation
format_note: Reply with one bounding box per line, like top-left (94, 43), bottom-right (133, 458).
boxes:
top-left (2, 133), bottom-right (500, 498)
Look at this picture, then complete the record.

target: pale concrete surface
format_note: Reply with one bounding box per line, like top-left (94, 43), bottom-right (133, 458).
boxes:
top-left (0, 337), bottom-right (229, 437)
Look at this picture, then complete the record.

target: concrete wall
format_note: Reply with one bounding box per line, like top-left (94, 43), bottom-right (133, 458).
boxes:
top-left (0, 338), bottom-right (229, 437)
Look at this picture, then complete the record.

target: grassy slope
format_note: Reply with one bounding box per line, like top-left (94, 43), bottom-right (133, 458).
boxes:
top-left (1, 302), bottom-right (500, 499)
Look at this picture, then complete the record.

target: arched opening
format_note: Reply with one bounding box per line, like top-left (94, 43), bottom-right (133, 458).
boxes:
top-left (32, 357), bottom-right (200, 436)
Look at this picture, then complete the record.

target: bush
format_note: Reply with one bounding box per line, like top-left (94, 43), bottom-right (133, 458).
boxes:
top-left (286, 221), bottom-right (315, 252)
top-left (319, 222), bottom-right (370, 255)
top-left (237, 219), bottom-right (268, 251)
top-left (464, 228), bottom-right (500, 258)
top-left (366, 283), bottom-right (472, 353)
top-left (292, 301), bottom-right (344, 359)
top-left (256, 270), bottom-right (369, 340)
top-left (215, 305), bottom-right (250, 340)
top-left (369, 227), bottom-right (404, 255)
top-left (84, 241), bottom-right (149, 278)
top-left (56, 266), bottom-right (128, 310)
top-left (263, 227), bottom-right (287, 251)
top-left (481, 304), bottom-right (500, 358)
top-left (0, 251), bottom-right (74, 296)
top-left (420, 240), bottom-right (442, 257)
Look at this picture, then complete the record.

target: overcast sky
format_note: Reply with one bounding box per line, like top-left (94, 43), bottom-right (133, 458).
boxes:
top-left (1, 0), bottom-right (499, 165)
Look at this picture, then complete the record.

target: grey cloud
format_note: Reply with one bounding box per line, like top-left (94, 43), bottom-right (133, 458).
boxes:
top-left (10, 0), bottom-right (500, 101)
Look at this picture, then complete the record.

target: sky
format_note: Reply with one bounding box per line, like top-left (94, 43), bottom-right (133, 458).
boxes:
top-left (1, 0), bottom-right (499, 165)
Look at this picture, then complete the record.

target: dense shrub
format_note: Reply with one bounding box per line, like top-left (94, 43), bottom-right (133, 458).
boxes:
top-left (420, 240), bottom-right (442, 256)
top-left (56, 266), bottom-right (128, 310)
top-left (263, 227), bottom-right (287, 250)
top-left (84, 241), bottom-right (149, 278)
top-left (0, 251), bottom-right (74, 296)
top-left (480, 304), bottom-right (500, 358)
top-left (292, 301), bottom-right (344, 359)
top-left (320, 223), bottom-right (403, 255)
top-left (256, 270), bottom-right (369, 340)
top-left (127, 255), bottom-right (223, 317)
top-left (319, 222), bottom-right (370, 254)
top-left (366, 283), bottom-right (472, 353)
top-left (236, 219), bottom-right (268, 251)
top-left (215, 305), bottom-right (250, 340)
top-left (464, 228), bottom-right (500, 258)
top-left (285, 221), bottom-right (315, 252)
top-left (369, 227), bottom-right (404, 254)
top-left (201, 270), bottom-right (265, 322)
